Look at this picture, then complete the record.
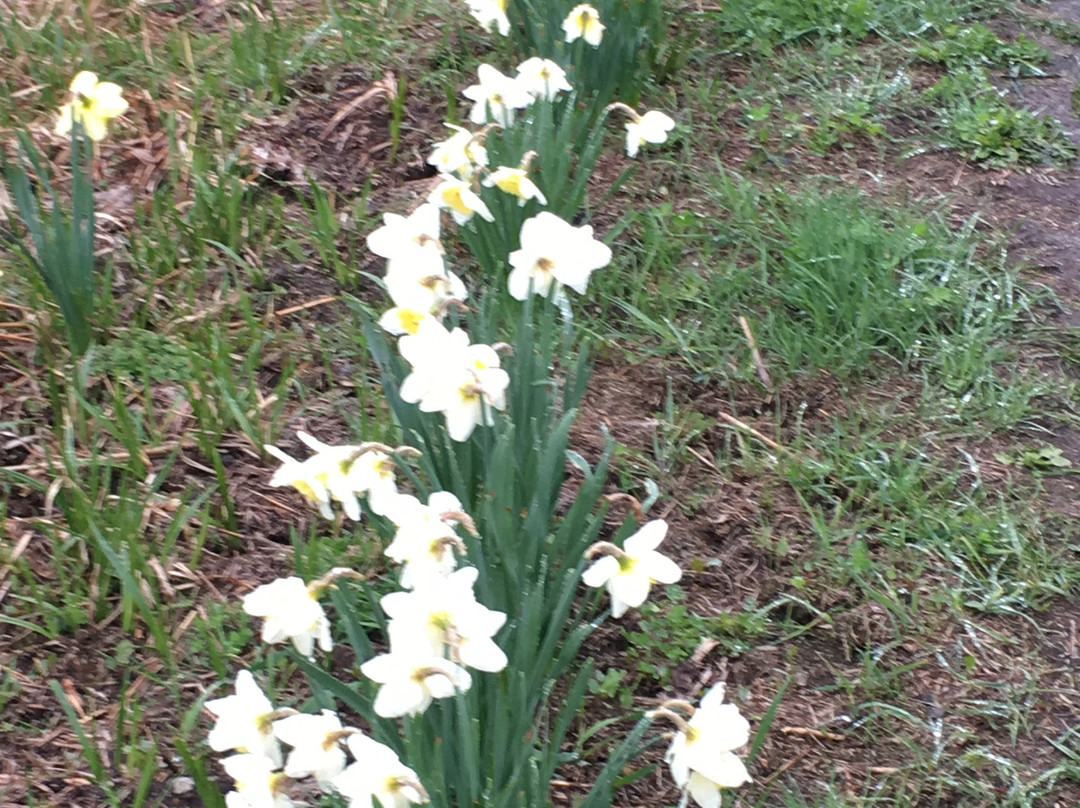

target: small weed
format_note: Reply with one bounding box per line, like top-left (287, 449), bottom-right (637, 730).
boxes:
top-left (924, 69), bottom-right (1076, 166)
top-left (916, 23), bottom-right (1050, 75)
top-left (623, 586), bottom-right (768, 688)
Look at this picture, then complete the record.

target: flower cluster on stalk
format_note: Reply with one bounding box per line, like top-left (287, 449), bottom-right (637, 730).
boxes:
top-left (216, 460), bottom-right (505, 804)
top-left (197, 4), bottom-right (709, 803)
top-left (264, 432), bottom-right (411, 520)
top-left (206, 671), bottom-right (428, 808)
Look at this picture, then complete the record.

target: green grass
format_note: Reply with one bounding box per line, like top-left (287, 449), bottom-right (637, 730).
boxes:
top-left (591, 175), bottom-right (1032, 394)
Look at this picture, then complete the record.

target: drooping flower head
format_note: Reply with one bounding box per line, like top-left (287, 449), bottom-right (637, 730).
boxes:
top-left (367, 203), bottom-right (443, 267)
top-left (221, 753), bottom-right (294, 808)
top-left (242, 576), bottom-right (333, 659)
top-left (483, 164), bottom-right (547, 207)
top-left (397, 319), bottom-right (509, 442)
top-left (264, 444), bottom-right (334, 520)
top-left (464, 0), bottom-right (509, 36)
top-left (562, 4), bottom-right (605, 46)
top-left (206, 670), bottom-right (288, 767)
top-left (265, 433), bottom-right (369, 521)
top-left (56, 71), bottom-right (129, 141)
top-left (428, 176), bottom-right (495, 225)
top-left (272, 709), bottom-right (356, 788)
top-left (381, 566), bottom-right (508, 672)
top-left (426, 125), bottom-right (489, 180)
top-left (657, 684), bottom-right (752, 808)
top-left (614, 104), bottom-right (676, 159)
top-left (360, 644), bottom-right (472, 718)
top-left (333, 735), bottom-right (429, 808)
top-left (582, 519), bottom-right (682, 618)
top-left (383, 492), bottom-right (470, 586)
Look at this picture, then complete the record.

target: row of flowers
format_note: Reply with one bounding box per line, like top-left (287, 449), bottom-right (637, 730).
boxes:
top-left (41, 3), bottom-right (756, 807)
top-left (216, 26), bottom-right (745, 808)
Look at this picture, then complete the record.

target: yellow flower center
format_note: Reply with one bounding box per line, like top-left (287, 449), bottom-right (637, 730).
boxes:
top-left (494, 171), bottom-right (525, 198)
top-left (441, 186), bottom-right (473, 216)
top-left (399, 309), bottom-right (426, 334)
top-left (294, 480), bottom-right (320, 502)
top-left (458, 381), bottom-right (482, 403)
top-left (616, 555), bottom-right (636, 572)
top-left (429, 610), bottom-right (453, 631)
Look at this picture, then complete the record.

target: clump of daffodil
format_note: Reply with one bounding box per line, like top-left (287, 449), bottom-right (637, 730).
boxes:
top-left (607, 102), bottom-right (676, 158)
top-left (652, 684), bottom-right (752, 808)
top-left (55, 71), bottom-right (129, 142)
top-left (582, 518), bottom-right (681, 617)
top-left (482, 152), bottom-right (547, 207)
top-left (562, 4), bottom-right (605, 46)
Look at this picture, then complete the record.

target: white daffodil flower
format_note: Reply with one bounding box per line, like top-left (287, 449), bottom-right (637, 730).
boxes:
top-left (296, 432), bottom-right (367, 519)
top-left (625, 110), bottom-right (676, 158)
top-left (272, 709), bottom-right (355, 788)
top-left (515, 57), bottom-right (572, 101)
top-left (663, 684), bottom-right (752, 808)
top-left (344, 449), bottom-right (401, 516)
top-left (221, 753), bottom-right (293, 808)
top-left (333, 735), bottom-right (429, 808)
top-left (419, 342), bottom-right (509, 442)
top-left (384, 507), bottom-right (464, 586)
top-left (397, 319), bottom-right (509, 442)
top-left (367, 203), bottom-right (442, 264)
top-left (384, 259), bottom-right (468, 317)
top-left (582, 520), bottom-right (682, 618)
top-left (428, 176), bottom-right (495, 225)
top-left (427, 125), bottom-right (489, 180)
top-left (398, 319), bottom-right (471, 405)
top-left (378, 307), bottom-right (436, 336)
top-left (381, 566), bottom-right (508, 673)
top-left (242, 576), bottom-right (332, 659)
top-left (264, 445), bottom-right (334, 520)
top-left (360, 645), bottom-right (472, 718)
top-left (562, 4), bottom-right (605, 46)
top-left (483, 166), bottom-right (547, 207)
top-left (382, 492), bottom-right (468, 585)
top-left (464, 0), bottom-right (509, 36)
top-left (265, 433), bottom-right (369, 521)
top-left (507, 212), bottom-right (612, 301)
top-left (463, 64), bottom-right (533, 127)
top-left (206, 670), bottom-right (285, 767)
top-left (384, 491), bottom-right (464, 527)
